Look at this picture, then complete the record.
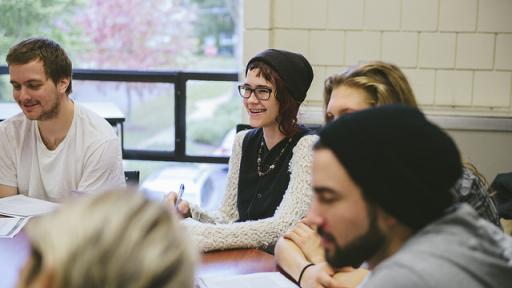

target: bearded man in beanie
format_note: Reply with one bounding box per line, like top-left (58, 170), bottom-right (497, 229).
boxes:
top-left (165, 49), bottom-right (318, 252)
top-left (308, 105), bottom-right (512, 287)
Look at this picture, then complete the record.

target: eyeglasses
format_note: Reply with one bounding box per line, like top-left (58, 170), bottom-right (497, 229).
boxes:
top-left (238, 85), bottom-right (272, 101)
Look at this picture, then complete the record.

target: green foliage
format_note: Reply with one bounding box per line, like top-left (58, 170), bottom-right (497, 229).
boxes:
top-left (0, 0), bottom-right (85, 64)
top-left (190, 0), bottom-right (239, 54)
top-left (0, 76), bottom-right (13, 102)
top-left (188, 96), bottom-right (240, 146)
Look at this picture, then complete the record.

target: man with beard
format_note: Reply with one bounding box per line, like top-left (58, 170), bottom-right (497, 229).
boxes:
top-left (307, 105), bottom-right (512, 287)
top-left (0, 37), bottom-right (125, 201)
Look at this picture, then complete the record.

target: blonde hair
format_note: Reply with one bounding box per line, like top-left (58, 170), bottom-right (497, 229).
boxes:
top-left (20, 190), bottom-right (196, 288)
top-left (323, 61), bottom-right (417, 122)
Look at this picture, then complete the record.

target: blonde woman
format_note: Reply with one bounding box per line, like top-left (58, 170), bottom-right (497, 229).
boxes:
top-left (17, 190), bottom-right (196, 288)
top-left (275, 61), bottom-right (499, 288)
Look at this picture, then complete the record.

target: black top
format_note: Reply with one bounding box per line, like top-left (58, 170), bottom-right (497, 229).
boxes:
top-left (237, 127), bottom-right (312, 222)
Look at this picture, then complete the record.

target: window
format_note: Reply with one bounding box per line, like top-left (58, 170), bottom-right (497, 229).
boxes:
top-left (0, 0), bottom-right (242, 207)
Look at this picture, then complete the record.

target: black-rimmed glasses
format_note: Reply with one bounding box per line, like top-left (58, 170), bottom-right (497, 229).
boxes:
top-left (237, 85), bottom-right (272, 101)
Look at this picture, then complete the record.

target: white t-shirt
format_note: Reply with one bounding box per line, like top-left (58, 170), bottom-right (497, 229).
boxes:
top-left (0, 103), bottom-right (126, 202)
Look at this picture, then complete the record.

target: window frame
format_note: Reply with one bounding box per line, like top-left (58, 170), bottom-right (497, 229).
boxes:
top-left (0, 65), bottom-right (238, 164)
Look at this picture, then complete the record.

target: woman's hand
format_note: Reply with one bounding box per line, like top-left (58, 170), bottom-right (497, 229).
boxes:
top-left (164, 191), bottom-right (192, 218)
top-left (284, 222), bottom-right (325, 264)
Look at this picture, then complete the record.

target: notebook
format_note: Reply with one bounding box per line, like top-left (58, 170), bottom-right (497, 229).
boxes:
top-left (195, 272), bottom-right (298, 288)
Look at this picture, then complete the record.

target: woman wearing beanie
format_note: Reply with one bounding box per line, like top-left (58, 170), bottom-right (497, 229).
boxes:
top-left (166, 49), bottom-right (318, 252)
top-left (275, 61), bottom-right (500, 288)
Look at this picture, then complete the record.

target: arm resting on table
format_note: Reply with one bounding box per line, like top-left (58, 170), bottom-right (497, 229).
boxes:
top-left (275, 237), bottom-right (369, 288)
top-left (275, 237), bottom-right (312, 283)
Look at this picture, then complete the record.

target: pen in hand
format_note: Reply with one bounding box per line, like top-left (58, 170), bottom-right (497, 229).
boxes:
top-left (175, 184), bottom-right (185, 211)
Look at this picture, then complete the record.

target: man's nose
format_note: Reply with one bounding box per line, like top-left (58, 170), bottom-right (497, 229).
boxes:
top-left (308, 200), bottom-right (325, 226)
top-left (16, 87), bottom-right (31, 101)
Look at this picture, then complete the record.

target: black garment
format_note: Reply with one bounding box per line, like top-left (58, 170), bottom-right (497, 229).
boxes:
top-left (237, 127), bottom-right (312, 222)
top-left (490, 172), bottom-right (512, 219)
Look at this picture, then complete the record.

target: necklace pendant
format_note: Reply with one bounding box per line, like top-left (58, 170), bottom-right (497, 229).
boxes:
top-left (256, 136), bottom-right (292, 177)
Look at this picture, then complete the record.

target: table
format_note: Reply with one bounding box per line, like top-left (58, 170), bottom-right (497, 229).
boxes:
top-left (0, 102), bottom-right (126, 147)
top-left (0, 230), bottom-right (277, 288)
top-left (199, 248), bottom-right (277, 277)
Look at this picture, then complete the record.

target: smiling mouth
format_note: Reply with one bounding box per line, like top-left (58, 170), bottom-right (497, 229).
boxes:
top-left (20, 101), bottom-right (40, 109)
top-left (249, 108), bottom-right (266, 115)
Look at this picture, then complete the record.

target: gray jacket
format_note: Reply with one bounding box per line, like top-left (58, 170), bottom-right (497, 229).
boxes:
top-left (364, 204), bottom-right (512, 288)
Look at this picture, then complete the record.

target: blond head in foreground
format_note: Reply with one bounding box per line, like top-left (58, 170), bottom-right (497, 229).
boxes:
top-left (18, 190), bottom-right (196, 288)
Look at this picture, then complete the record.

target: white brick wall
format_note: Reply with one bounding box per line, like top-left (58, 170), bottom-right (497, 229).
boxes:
top-left (419, 33), bottom-right (456, 68)
top-left (327, 0), bottom-right (363, 29)
top-left (325, 66), bottom-right (348, 79)
top-left (478, 0), bottom-right (512, 33)
top-left (439, 0), bottom-right (477, 32)
top-left (271, 0), bottom-right (293, 28)
top-left (403, 69), bottom-right (436, 105)
top-left (382, 32), bottom-right (418, 67)
top-left (364, 0), bottom-right (401, 31)
top-left (244, 0), bottom-right (271, 29)
top-left (401, 0), bottom-right (438, 31)
top-left (496, 34), bottom-right (512, 70)
top-left (456, 34), bottom-right (494, 69)
top-left (310, 31), bottom-right (344, 66)
top-left (243, 30), bottom-right (270, 65)
top-left (345, 31), bottom-right (381, 65)
top-left (473, 71), bottom-right (512, 107)
top-left (271, 29), bottom-right (309, 57)
top-left (243, 0), bottom-right (512, 117)
top-left (436, 70), bottom-right (473, 106)
top-left (290, 0), bottom-right (327, 29)
top-left (308, 66), bottom-right (327, 102)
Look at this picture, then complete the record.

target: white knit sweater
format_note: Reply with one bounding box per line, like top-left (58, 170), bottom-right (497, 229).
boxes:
top-left (184, 130), bottom-right (318, 252)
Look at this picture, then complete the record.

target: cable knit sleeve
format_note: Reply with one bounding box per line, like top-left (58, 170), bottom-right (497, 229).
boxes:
top-left (183, 134), bottom-right (319, 252)
top-left (187, 130), bottom-right (249, 224)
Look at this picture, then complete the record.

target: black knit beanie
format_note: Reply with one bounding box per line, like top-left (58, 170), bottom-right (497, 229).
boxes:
top-left (318, 105), bottom-right (463, 230)
top-left (246, 49), bottom-right (313, 103)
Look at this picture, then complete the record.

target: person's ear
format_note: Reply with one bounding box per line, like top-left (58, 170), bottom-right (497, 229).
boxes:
top-left (375, 206), bottom-right (399, 229)
top-left (57, 77), bottom-right (70, 95)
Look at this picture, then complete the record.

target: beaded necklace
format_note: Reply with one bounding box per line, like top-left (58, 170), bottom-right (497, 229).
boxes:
top-left (256, 136), bottom-right (293, 177)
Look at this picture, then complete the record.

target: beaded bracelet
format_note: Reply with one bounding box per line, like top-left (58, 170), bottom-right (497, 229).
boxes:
top-left (298, 263), bottom-right (315, 287)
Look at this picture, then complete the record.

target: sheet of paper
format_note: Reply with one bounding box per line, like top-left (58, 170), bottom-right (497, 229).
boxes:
top-left (0, 216), bottom-right (29, 238)
top-left (0, 195), bottom-right (59, 217)
top-left (195, 272), bottom-right (298, 288)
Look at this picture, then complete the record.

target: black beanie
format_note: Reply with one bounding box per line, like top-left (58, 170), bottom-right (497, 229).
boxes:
top-left (318, 105), bottom-right (463, 230)
top-left (246, 49), bottom-right (313, 103)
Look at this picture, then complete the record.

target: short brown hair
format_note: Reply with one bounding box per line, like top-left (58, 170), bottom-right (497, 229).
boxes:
top-left (6, 37), bottom-right (73, 95)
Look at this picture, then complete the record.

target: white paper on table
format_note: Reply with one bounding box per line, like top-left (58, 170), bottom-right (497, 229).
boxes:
top-left (195, 272), bottom-right (298, 288)
top-left (0, 195), bottom-right (59, 217)
top-left (0, 216), bottom-right (29, 238)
